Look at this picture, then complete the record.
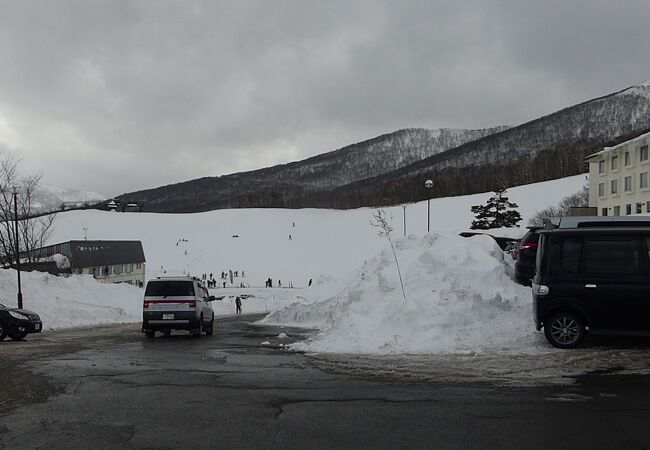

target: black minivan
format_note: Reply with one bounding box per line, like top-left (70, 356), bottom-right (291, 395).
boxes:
top-left (533, 227), bottom-right (650, 348)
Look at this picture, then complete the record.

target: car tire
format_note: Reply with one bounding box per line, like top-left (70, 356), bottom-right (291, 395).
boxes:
top-left (205, 318), bottom-right (214, 336)
top-left (0, 321), bottom-right (6, 341)
top-left (162, 330), bottom-right (171, 337)
top-left (9, 331), bottom-right (28, 341)
top-left (145, 330), bottom-right (156, 338)
top-left (544, 312), bottom-right (585, 349)
top-left (192, 317), bottom-right (203, 337)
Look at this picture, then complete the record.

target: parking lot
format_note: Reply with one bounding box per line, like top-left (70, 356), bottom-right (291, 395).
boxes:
top-left (3, 315), bottom-right (650, 449)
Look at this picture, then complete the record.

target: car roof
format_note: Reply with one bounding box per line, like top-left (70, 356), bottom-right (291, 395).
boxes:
top-left (149, 276), bottom-right (203, 283)
top-left (539, 227), bottom-right (650, 235)
top-left (544, 216), bottom-right (650, 229)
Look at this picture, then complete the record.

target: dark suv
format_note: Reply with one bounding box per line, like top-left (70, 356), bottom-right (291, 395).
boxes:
top-left (514, 227), bottom-right (540, 286)
top-left (533, 226), bottom-right (650, 348)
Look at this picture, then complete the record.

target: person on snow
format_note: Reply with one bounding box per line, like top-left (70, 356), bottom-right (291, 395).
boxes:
top-left (235, 296), bottom-right (242, 315)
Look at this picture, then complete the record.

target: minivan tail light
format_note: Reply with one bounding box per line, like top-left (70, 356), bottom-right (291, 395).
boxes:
top-left (520, 242), bottom-right (538, 250)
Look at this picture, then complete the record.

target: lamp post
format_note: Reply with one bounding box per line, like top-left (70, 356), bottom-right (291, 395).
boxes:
top-left (424, 179), bottom-right (433, 233)
top-left (12, 186), bottom-right (23, 309)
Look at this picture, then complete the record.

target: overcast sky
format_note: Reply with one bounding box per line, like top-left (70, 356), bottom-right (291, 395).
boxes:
top-left (1, 0), bottom-right (649, 196)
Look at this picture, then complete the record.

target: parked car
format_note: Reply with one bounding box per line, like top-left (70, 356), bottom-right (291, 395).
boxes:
top-left (0, 302), bottom-right (42, 341)
top-left (458, 232), bottom-right (519, 251)
top-left (513, 227), bottom-right (540, 286)
top-left (533, 225), bottom-right (650, 348)
top-left (142, 276), bottom-right (216, 338)
top-left (516, 217), bottom-right (650, 287)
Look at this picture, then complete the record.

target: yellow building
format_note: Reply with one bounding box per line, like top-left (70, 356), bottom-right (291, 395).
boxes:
top-left (585, 131), bottom-right (650, 216)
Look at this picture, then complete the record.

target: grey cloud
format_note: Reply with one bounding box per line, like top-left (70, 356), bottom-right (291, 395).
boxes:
top-left (0, 0), bottom-right (649, 195)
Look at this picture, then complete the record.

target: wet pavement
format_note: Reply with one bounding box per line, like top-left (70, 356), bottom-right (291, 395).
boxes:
top-left (2, 315), bottom-right (650, 449)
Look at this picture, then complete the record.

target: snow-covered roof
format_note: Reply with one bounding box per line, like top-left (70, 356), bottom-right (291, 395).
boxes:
top-left (585, 130), bottom-right (650, 161)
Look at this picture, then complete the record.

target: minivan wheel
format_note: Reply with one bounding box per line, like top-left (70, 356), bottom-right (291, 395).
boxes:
top-left (192, 318), bottom-right (203, 337)
top-left (545, 312), bottom-right (585, 349)
top-left (205, 318), bottom-right (214, 336)
top-left (0, 321), bottom-right (6, 341)
top-left (145, 330), bottom-right (156, 338)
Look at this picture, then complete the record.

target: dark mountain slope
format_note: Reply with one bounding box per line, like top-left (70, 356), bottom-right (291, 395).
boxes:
top-left (116, 127), bottom-right (507, 212)
top-left (307, 81), bottom-right (650, 208)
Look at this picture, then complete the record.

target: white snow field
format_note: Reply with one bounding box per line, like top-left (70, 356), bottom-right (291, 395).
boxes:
top-left (7, 174), bottom-right (587, 343)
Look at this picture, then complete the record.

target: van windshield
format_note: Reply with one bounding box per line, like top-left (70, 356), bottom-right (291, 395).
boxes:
top-left (145, 281), bottom-right (195, 297)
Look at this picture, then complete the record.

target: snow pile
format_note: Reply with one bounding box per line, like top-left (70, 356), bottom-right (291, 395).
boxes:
top-left (42, 253), bottom-right (71, 269)
top-left (263, 233), bottom-right (539, 354)
top-left (0, 269), bottom-right (142, 330)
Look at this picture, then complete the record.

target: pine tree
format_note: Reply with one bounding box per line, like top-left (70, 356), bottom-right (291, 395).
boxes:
top-left (470, 188), bottom-right (522, 229)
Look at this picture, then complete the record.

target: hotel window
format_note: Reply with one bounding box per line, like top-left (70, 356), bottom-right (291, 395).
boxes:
top-left (610, 179), bottom-right (618, 194)
top-left (624, 176), bottom-right (633, 192)
top-left (613, 205), bottom-right (621, 216)
top-left (625, 150), bottom-right (631, 166)
top-left (598, 183), bottom-right (605, 197)
top-left (611, 154), bottom-right (618, 170)
top-left (647, 201), bottom-right (650, 213)
top-left (637, 203), bottom-right (643, 214)
top-left (641, 172), bottom-right (649, 189)
top-left (601, 208), bottom-right (608, 216)
top-left (626, 204), bottom-right (632, 215)
top-left (598, 160), bottom-right (605, 173)
top-left (640, 145), bottom-right (649, 162)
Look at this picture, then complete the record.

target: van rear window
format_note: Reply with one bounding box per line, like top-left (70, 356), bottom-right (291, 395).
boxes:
top-left (145, 281), bottom-right (195, 296)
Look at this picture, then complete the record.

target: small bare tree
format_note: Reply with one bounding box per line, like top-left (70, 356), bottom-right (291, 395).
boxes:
top-left (528, 185), bottom-right (589, 227)
top-left (370, 209), bottom-right (406, 301)
top-left (0, 153), bottom-right (56, 267)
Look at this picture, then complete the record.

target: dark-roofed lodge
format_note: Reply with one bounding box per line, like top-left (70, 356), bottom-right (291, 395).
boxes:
top-left (32, 240), bottom-right (146, 287)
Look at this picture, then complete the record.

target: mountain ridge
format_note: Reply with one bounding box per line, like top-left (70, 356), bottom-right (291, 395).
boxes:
top-left (115, 80), bottom-right (650, 212)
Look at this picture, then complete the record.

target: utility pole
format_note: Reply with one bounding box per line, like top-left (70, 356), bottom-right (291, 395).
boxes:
top-left (12, 187), bottom-right (23, 309)
top-left (402, 204), bottom-right (407, 236)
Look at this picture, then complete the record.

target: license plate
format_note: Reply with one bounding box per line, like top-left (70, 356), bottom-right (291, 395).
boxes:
top-left (35, 323), bottom-right (40, 331)
top-left (162, 314), bottom-right (175, 320)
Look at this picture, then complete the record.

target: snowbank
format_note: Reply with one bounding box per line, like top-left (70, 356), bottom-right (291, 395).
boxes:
top-left (262, 233), bottom-right (541, 354)
top-left (0, 269), bottom-right (142, 330)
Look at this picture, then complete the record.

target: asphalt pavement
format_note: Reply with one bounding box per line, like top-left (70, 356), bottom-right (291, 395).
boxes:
top-left (1, 315), bottom-right (650, 449)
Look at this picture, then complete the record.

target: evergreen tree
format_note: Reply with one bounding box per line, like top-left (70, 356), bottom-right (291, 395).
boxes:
top-left (470, 188), bottom-right (522, 229)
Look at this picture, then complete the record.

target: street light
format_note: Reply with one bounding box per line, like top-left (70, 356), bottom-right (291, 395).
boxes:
top-left (424, 179), bottom-right (433, 233)
top-left (12, 186), bottom-right (23, 309)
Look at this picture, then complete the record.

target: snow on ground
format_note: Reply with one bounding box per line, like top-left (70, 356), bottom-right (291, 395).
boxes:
top-left (262, 233), bottom-right (539, 354)
top-left (5, 175), bottom-right (587, 345)
top-left (0, 269), bottom-right (142, 330)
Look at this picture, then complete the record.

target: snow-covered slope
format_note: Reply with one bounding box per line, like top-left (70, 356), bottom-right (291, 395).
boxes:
top-left (50, 174), bottom-right (587, 286)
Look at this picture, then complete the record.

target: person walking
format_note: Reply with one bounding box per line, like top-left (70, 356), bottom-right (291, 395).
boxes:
top-left (235, 296), bottom-right (242, 315)
top-left (308, 278), bottom-right (313, 287)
